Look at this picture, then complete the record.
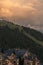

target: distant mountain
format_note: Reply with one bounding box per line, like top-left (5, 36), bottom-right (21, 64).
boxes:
top-left (0, 19), bottom-right (43, 62)
top-left (27, 24), bottom-right (43, 33)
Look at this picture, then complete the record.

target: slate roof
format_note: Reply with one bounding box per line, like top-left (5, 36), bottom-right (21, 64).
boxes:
top-left (3, 49), bottom-right (27, 58)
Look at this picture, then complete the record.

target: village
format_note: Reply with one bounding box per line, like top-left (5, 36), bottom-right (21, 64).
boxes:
top-left (0, 48), bottom-right (40, 65)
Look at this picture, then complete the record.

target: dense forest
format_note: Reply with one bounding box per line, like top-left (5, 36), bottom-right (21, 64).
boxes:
top-left (0, 20), bottom-right (43, 62)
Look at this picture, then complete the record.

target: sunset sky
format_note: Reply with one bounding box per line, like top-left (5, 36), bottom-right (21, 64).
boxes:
top-left (0, 0), bottom-right (43, 32)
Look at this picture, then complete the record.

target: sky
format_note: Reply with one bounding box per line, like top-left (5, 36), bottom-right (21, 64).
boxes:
top-left (0, 0), bottom-right (43, 32)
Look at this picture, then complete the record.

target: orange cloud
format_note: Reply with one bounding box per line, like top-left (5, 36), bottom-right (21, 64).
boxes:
top-left (0, 0), bottom-right (38, 18)
top-left (0, 0), bottom-right (43, 25)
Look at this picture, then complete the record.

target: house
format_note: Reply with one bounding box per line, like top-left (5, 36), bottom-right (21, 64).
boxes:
top-left (0, 53), bottom-right (3, 65)
top-left (3, 58), bottom-right (14, 65)
top-left (16, 58), bottom-right (19, 65)
top-left (0, 48), bottom-right (4, 65)
top-left (1, 49), bottom-right (40, 65)
top-left (3, 49), bottom-right (17, 65)
top-left (34, 57), bottom-right (40, 65)
top-left (27, 56), bottom-right (33, 65)
top-left (7, 51), bottom-right (17, 65)
top-left (23, 53), bottom-right (40, 65)
top-left (15, 49), bottom-right (28, 57)
top-left (23, 56), bottom-right (28, 65)
top-left (23, 51), bottom-right (28, 58)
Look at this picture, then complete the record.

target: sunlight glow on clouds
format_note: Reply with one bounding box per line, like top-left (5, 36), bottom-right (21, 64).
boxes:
top-left (0, 0), bottom-right (38, 18)
top-left (0, 0), bottom-right (43, 32)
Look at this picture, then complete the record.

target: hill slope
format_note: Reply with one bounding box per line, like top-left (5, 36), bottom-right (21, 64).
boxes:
top-left (0, 20), bottom-right (43, 62)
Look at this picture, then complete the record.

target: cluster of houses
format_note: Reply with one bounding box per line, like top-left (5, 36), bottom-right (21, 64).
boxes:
top-left (0, 48), bottom-right (40, 65)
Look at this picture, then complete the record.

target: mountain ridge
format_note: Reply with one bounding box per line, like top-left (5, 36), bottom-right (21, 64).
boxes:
top-left (0, 20), bottom-right (43, 62)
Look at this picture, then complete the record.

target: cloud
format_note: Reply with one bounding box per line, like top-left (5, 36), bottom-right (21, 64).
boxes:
top-left (0, 0), bottom-right (43, 32)
top-left (27, 24), bottom-right (43, 33)
top-left (0, 0), bottom-right (38, 18)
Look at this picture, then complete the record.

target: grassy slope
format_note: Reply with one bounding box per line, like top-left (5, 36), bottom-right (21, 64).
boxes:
top-left (22, 30), bottom-right (43, 46)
